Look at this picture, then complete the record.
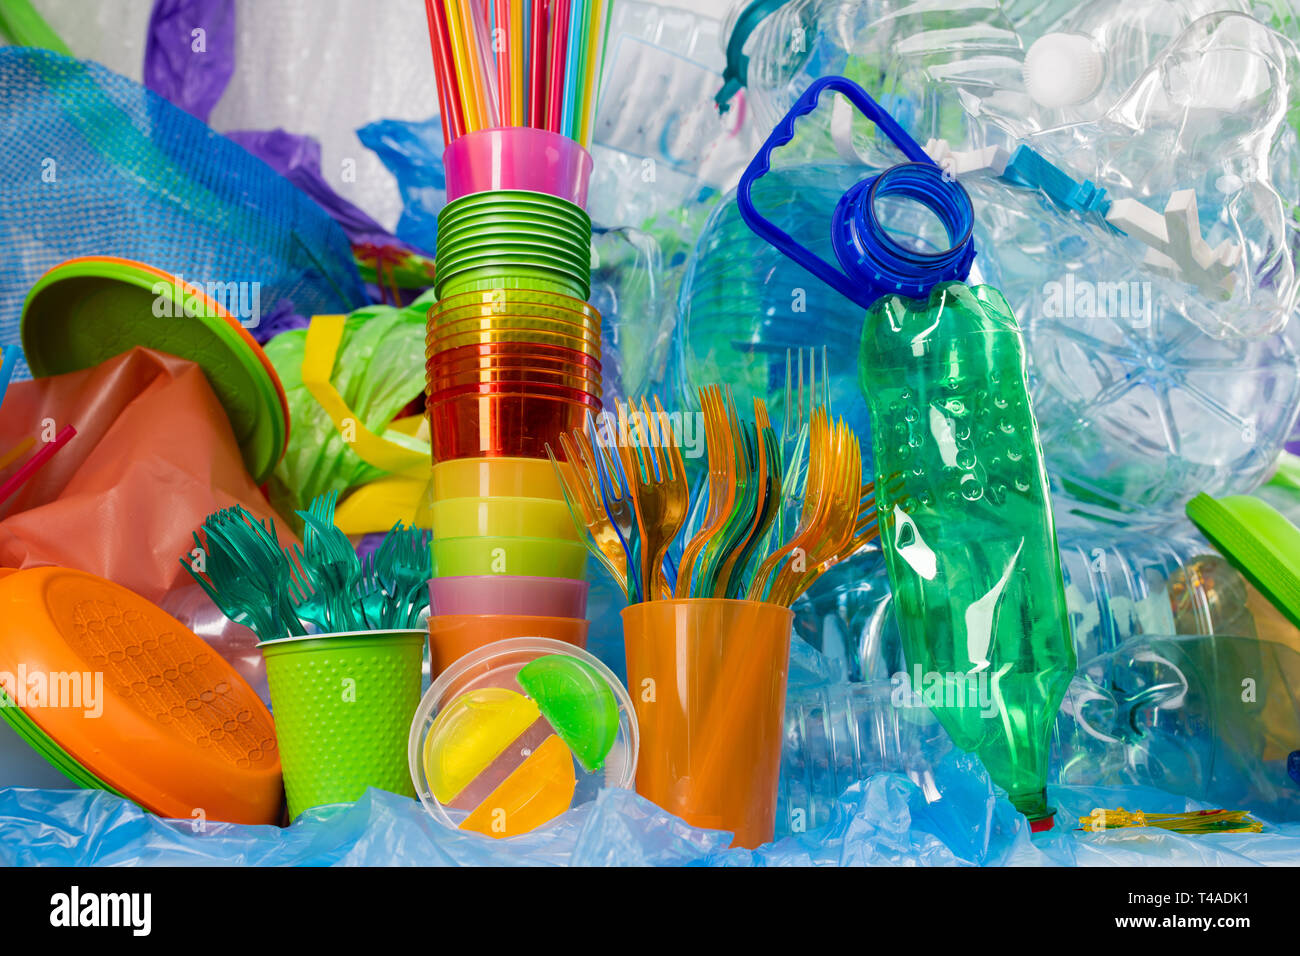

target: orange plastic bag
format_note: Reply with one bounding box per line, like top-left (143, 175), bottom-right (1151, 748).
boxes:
top-left (0, 347), bottom-right (298, 606)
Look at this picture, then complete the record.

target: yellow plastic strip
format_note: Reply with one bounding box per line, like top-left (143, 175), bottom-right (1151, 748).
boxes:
top-left (301, 314), bottom-right (430, 475)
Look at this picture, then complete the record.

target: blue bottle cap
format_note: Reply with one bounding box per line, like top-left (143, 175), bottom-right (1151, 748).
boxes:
top-left (737, 75), bottom-right (977, 311)
top-left (831, 162), bottom-right (975, 302)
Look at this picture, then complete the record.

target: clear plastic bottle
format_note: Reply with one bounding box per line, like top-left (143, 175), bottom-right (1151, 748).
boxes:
top-left (779, 678), bottom-right (953, 836)
top-left (719, 0), bottom-right (1024, 146)
top-left (797, 527), bottom-right (1259, 681)
top-left (782, 526), bottom-right (1293, 832)
top-left (586, 0), bottom-right (757, 226)
top-left (1016, 0), bottom-right (1258, 124)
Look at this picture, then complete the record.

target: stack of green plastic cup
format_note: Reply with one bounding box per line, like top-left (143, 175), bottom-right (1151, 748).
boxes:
top-left (434, 190), bottom-right (593, 301)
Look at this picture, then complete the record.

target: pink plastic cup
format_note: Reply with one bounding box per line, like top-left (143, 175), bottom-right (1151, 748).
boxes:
top-left (443, 127), bottom-right (594, 209)
top-left (428, 575), bottom-right (590, 619)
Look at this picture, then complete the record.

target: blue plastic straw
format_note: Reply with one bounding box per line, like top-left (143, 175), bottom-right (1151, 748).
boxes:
top-left (0, 345), bottom-right (18, 412)
top-left (559, 0), bottom-right (587, 138)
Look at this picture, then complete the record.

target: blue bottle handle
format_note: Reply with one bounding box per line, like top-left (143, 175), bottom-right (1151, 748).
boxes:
top-left (737, 75), bottom-right (975, 310)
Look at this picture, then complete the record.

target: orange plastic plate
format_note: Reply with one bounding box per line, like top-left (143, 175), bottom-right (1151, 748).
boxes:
top-left (0, 567), bottom-right (283, 824)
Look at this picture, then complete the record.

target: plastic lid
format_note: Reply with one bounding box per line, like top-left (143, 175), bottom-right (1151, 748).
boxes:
top-left (1029, 813), bottom-right (1056, 833)
top-left (1023, 33), bottom-right (1104, 109)
top-left (1186, 492), bottom-right (1300, 631)
top-left (408, 637), bottom-right (637, 839)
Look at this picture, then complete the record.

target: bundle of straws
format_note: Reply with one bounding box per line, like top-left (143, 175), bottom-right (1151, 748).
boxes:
top-left (1078, 807), bottom-right (1265, 834)
top-left (422, 0), bottom-right (612, 148)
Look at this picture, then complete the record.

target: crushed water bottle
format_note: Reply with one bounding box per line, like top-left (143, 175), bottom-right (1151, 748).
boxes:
top-left (1055, 634), bottom-right (1300, 821)
top-left (718, 0), bottom-right (1023, 148)
top-left (934, 8), bottom-right (1300, 523)
top-left (970, 6), bottom-right (1300, 340)
top-left (798, 525), bottom-right (1264, 681)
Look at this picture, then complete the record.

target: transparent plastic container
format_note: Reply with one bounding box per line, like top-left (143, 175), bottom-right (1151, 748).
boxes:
top-left (1013, 0), bottom-right (1258, 127)
top-left (673, 160), bottom-right (923, 456)
top-left (409, 638), bottom-right (637, 838)
top-left (974, 165), bottom-right (1300, 525)
top-left (782, 528), bottom-right (1296, 828)
top-left (586, 0), bottom-right (755, 225)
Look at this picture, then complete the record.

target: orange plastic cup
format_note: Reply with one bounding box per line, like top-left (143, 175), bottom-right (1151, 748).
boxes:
top-left (425, 361), bottom-right (602, 397)
top-left (428, 614), bottom-right (589, 678)
top-left (427, 340), bottom-right (603, 374)
top-left (429, 391), bottom-right (597, 461)
top-left (425, 325), bottom-right (602, 359)
top-left (621, 599), bottom-right (793, 849)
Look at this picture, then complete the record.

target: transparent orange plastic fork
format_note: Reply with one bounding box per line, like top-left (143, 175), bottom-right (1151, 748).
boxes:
top-left (675, 386), bottom-right (734, 597)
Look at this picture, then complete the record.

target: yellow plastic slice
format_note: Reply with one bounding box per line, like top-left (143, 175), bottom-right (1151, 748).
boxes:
top-left (459, 734), bottom-right (577, 838)
top-left (423, 688), bottom-right (540, 804)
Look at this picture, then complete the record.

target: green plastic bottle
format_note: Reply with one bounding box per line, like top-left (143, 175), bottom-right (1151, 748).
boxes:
top-left (737, 76), bottom-right (1075, 827)
top-left (860, 282), bottom-right (1075, 826)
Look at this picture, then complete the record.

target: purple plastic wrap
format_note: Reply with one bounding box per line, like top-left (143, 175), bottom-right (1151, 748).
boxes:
top-left (143, 0), bottom-right (235, 122)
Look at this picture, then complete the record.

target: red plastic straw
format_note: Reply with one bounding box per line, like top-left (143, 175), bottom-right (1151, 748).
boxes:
top-left (494, 0), bottom-right (511, 125)
top-left (433, 66), bottom-right (452, 145)
top-left (528, 0), bottom-right (548, 127)
top-left (0, 425), bottom-right (75, 508)
top-left (424, 0), bottom-right (466, 140)
top-left (544, 0), bottom-right (570, 133)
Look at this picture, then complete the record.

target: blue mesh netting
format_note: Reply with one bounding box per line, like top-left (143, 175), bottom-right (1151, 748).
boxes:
top-left (0, 47), bottom-right (366, 378)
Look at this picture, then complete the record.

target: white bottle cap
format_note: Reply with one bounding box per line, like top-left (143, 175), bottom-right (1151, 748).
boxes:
top-left (1023, 33), bottom-right (1105, 109)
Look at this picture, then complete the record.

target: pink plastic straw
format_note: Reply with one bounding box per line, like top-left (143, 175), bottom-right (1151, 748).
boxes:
top-left (0, 425), bottom-right (75, 507)
top-left (545, 0), bottom-right (570, 133)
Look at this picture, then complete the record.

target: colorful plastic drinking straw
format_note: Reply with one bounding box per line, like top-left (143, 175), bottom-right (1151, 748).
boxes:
top-left (578, 0), bottom-right (604, 147)
top-left (545, 0), bottom-right (570, 133)
top-left (528, 0), bottom-right (549, 128)
top-left (472, 0), bottom-right (502, 128)
top-left (559, 0), bottom-right (587, 139)
top-left (433, 60), bottom-right (453, 144)
top-left (0, 425), bottom-right (75, 507)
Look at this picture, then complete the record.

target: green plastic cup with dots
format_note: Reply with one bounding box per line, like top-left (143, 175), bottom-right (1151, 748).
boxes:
top-left (260, 629), bottom-right (425, 819)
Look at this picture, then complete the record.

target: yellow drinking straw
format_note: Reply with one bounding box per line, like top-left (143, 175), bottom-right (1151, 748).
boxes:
top-left (445, 0), bottom-right (484, 131)
top-left (0, 436), bottom-right (35, 472)
top-left (510, 0), bottom-right (526, 126)
top-left (578, 0), bottom-right (606, 148)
